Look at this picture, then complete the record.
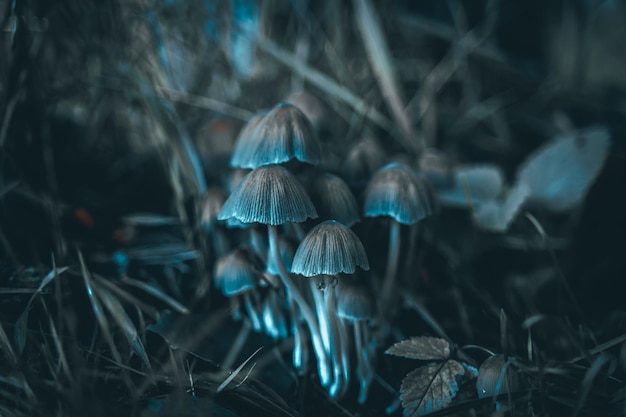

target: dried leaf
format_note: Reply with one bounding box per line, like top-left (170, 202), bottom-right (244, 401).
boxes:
top-left (386, 337), bottom-right (450, 360)
top-left (400, 360), bottom-right (465, 416)
top-left (517, 127), bottom-right (611, 212)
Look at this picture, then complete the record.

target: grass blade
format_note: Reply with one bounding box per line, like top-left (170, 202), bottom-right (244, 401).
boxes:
top-left (353, 0), bottom-right (420, 152)
top-left (78, 250), bottom-right (123, 364)
top-left (93, 278), bottom-right (152, 370)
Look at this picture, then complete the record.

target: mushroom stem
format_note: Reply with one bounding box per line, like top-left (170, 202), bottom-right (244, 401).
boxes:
top-left (268, 225), bottom-right (331, 387)
top-left (379, 220), bottom-right (402, 322)
top-left (355, 321), bottom-right (373, 403)
top-left (242, 292), bottom-right (263, 332)
top-left (310, 279), bottom-right (332, 353)
top-left (289, 298), bottom-right (309, 373)
top-left (324, 276), bottom-right (347, 397)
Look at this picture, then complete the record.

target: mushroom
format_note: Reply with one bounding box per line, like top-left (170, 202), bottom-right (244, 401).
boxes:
top-left (364, 162), bottom-right (434, 325)
top-left (336, 278), bottom-right (377, 404)
top-left (476, 354), bottom-right (522, 400)
top-left (308, 173), bottom-right (361, 227)
top-left (230, 103), bottom-right (322, 169)
top-left (217, 164), bottom-right (331, 386)
top-left (291, 220), bottom-right (370, 397)
top-left (214, 247), bottom-right (264, 332)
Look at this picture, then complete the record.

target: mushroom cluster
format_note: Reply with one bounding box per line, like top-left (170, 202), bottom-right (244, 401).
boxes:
top-left (204, 99), bottom-right (435, 401)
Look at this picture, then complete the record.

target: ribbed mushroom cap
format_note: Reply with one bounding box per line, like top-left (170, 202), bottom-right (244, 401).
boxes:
top-left (214, 247), bottom-right (261, 296)
top-left (341, 137), bottom-right (387, 185)
top-left (201, 187), bottom-right (227, 229)
top-left (476, 355), bottom-right (521, 399)
top-left (291, 220), bottom-right (369, 277)
top-left (309, 173), bottom-right (360, 227)
top-left (364, 162), bottom-right (434, 225)
top-left (218, 165), bottom-right (318, 225)
top-left (336, 280), bottom-right (376, 321)
top-left (230, 112), bottom-right (266, 168)
top-left (231, 103), bottom-right (323, 169)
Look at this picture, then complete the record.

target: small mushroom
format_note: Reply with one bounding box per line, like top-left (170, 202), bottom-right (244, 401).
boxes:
top-left (217, 164), bottom-right (331, 387)
top-left (336, 279), bottom-right (377, 404)
top-left (291, 220), bottom-right (370, 398)
top-left (230, 103), bottom-right (323, 169)
top-left (308, 173), bottom-right (361, 227)
top-left (364, 162), bottom-right (434, 325)
top-left (476, 354), bottom-right (521, 399)
top-left (214, 247), bottom-right (263, 332)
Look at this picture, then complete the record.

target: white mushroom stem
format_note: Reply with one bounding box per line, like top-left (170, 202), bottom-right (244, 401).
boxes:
top-left (379, 220), bottom-right (402, 323)
top-left (289, 298), bottom-right (309, 373)
top-left (355, 320), bottom-right (374, 404)
top-left (324, 276), bottom-right (347, 397)
top-left (242, 292), bottom-right (263, 332)
top-left (310, 280), bottom-right (332, 353)
top-left (268, 225), bottom-right (332, 387)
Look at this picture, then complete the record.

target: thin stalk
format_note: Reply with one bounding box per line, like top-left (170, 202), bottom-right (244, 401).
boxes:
top-left (355, 321), bottom-right (373, 404)
top-left (325, 277), bottom-right (347, 397)
top-left (242, 292), bottom-right (262, 332)
top-left (310, 279), bottom-right (332, 352)
top-left (289, 298), bottom-right (309, 373)
top-left (268, 225), bottom-right (331, 387)
top-left (379, 220), bottom-right (401, 322)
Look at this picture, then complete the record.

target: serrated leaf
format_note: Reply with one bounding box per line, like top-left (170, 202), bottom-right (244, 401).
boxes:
top-left (400, 360), bottom-right (465, 416)
top-left (517, 127), bottom-right (610, 212)
top-left (385, 337), bottom-right (450, 360)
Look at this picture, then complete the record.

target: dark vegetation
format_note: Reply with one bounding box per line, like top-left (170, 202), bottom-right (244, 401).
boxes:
top-left (1, 1), bottom-right (625, 416)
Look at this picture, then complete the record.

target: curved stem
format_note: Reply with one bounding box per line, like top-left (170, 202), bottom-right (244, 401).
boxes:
top-left (355, 321), bottom-right (372, 404)
top-left (379, 220), bottom-right (402, 322)
top-left (325, 277), bottom-right (346, 397)
top-left (242, 292), bottom-right (262, 332)
top-left (268, 225), bottom-right (331, 387)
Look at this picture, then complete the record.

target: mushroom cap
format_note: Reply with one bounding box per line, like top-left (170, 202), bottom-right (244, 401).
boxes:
top-left (230, 112), bottom-right (267, 168)
top-left (201, 187), bottom-right (227, 229)
top-left (230, 103), bottom-right (323, 169)
top-left (476, 355), bottom-right (522, 399)
top-left (291, 220), bottom-right (369, 277)
top-left (309, 173), bottom-right (360, 227)
top-left (341, 137), bottom-right (387, 185)
top-left (214, 247), bottom-right (261, 296)
top-left (336, 280), bottom-right (376, 321)
top-left (364, 162), bottom-right (434, 225)
top-left (218, 164), bottom-right (318, 225)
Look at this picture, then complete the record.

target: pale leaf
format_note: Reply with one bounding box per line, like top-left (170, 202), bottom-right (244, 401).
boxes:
top-left (400, 360), bottom-right (465, 416)
top-left (385, 336), bottom-right (450, 360)
top-left (472, 181), bottom-right (531, 232)
top-left (517, 127), bottom-right (610, 212)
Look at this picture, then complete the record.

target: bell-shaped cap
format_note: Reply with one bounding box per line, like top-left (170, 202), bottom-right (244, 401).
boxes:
top-left (230, 112), bottom-right (266, 168)
top-left (201, 187), bottom-right (227, 230)
top-left (341, 137), bottom-right (387, 185)
top-left (218, 164), bottom-right (318, 225)
top-left (291, 220), bottom-right (369, 277)
top-left (364, 162), bottom-right (434, 225)
top-left (230, 103), bottom-right (323, 169)
top-left (309, 173), bottom-right (360, 227)
top-left (214, 247), bottom-right (261, 297)
top-left (336, 280), bottom-right (376, 321)
top-left (476, 355), bottom-right (522, 399)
